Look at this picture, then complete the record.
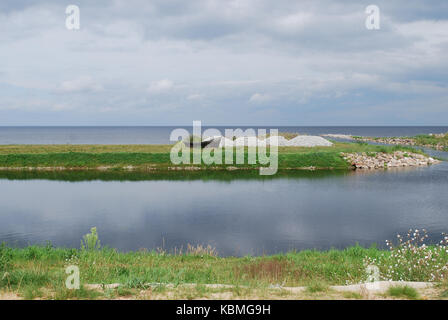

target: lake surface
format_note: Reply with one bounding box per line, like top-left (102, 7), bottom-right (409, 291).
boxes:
top-left (0, 126), bottom-right (447, 144)
top-left (1, 127), bottom-right (447, 256)
top-left (0, 155), bottom-right (447, 256)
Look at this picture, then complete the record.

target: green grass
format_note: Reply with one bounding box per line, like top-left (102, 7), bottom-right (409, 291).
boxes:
top-left (354, 133), bottom-right (448, 151)
top-left (2, 241), bottom-right (446, 299)
top-left (342, 291), bottom-right (363, 299)
top-left (305, 281), bottom-right (329, 293)
top-left (413, 134), bottom-right (448, 149)
top-left (387, 286), bottom-right (419, 299)
top-left (0, 142), bottom-right (424, 171)
top-left (0, 243), bottom-right (384, 298)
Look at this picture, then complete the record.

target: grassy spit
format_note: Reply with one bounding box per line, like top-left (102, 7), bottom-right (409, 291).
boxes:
top-left (413, 134), bottom-right (448, 150)
top-left (353, 133), bottom-right (448, 151)
top-left (0, 142), bottom-right (424, 171)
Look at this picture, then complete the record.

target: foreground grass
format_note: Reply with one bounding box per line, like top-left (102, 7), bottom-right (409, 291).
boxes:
top-left (0, 244), bottom-right (382, 299)
top-left (387, 286), bottom-right (419, 300)
top-left (0, 246), bottom-right (446, 299)
top-left (1, 244), bottom-right (381, 288)
top-left (0, 142), bottom-right (423, 171)
top-left (1, 243), bottom-right (447, 300)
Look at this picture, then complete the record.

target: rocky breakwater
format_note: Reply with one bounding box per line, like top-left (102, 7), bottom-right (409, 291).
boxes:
top-left (355, 134), bottom-right (447, 151)
top-left (356, 137), bottom-right (417, 146)
top-left (341, 151), bottom-right (440, 170)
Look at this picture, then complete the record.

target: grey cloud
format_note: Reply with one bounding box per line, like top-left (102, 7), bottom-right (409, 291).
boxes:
top-left (0, 0), bottom-right (447, 125)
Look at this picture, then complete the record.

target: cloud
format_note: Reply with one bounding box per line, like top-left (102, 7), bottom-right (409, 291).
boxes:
top-left (187, 93), bottom-right (203, 100)
top-left (59, 77), bottom-right (103, 93)
top-left (249, 93), bottom-right (271, 104)
top-left (147, 79), bottom-right (174, 93)
top-left (0, 0), bottom-right (447, 125)
top-left (273, 12), bottom-right (313, 34)
top-left (52, 103), bottom-right (74, 111)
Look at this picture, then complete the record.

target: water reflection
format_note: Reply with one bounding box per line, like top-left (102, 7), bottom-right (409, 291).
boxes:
top-left (0, 169), bottom-right (350, 182)
top-left (0, 162), bottom-right (447, 256)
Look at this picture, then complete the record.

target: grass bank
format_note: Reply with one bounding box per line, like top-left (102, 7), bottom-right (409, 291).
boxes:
top-left (1, 229), bottom-right (447, 300)
top-left (0, 142), bottom-right (424, 171)
top-left (1, 243), bottom-right (382, 296)
top-left (1, 241), bottom-right (447, 300)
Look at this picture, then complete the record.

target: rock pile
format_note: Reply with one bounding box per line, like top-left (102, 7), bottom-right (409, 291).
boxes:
top-left (341, 151), bottom-right (440, 170)
top-left (209, 135), bottom-right (333, 148)
top-left (280, 135), bottom-right (333, 147)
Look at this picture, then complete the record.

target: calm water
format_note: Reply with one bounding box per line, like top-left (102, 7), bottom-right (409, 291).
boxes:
top-left (0, 126), bottom-right (447, 144)
top-left (0, 157), bottom-right (447, 256)
top-left (0, 126), bottom-right (447, 256)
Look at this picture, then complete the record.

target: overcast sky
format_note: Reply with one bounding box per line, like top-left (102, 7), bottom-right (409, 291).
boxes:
top-left (0, 0), bottom-right (447, 126)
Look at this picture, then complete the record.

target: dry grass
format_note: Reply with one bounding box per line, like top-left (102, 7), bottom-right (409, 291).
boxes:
top-left (235, 259), bottom-right (303, 284)
top-left (156, 243), bottom-right (218, 257)
top-left (186, 244), bottom-right (218, 257)
top-left (0, 144), bottom-right (173, 154)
